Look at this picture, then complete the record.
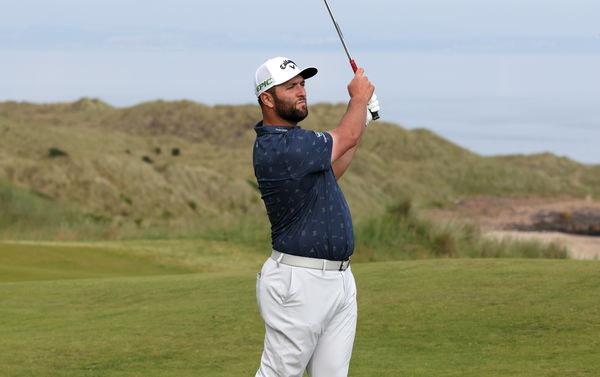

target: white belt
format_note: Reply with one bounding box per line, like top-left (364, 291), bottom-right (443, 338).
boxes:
top-left (271, 250), bottom-right (350, 271)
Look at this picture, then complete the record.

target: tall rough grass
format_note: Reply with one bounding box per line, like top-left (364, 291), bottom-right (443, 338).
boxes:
top-left (353, 197), bottom-right (568, 261)
top-left (0, 179), bottom-right (570, 260)
top-left (0, 179), bottom-right (82, 237)
top-left (0, 179), bottom-right (144, 240)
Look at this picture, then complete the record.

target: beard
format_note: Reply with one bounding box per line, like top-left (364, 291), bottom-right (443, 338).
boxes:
top-left (272, 93), bottom-right (308, 123)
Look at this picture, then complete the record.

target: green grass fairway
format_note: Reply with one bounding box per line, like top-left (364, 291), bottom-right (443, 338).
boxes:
top-left (355, 260), bottom-right (600, 377)
top-left (0, 242), bottom-right (187, 282)
top-left (0, 240), bottom-right (266, 282)
top-left (1, 254), bottom-right (599, 376)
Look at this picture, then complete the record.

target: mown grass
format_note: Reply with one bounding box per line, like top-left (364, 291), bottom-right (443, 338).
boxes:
top-left (0, 239), bottom-right (267, 283)
top-left (354, 259), bottom-right (600, 376)
top-left (1, 256), bottom-right (599, 377)
top-left (0, 242), bottom-right (188, 282)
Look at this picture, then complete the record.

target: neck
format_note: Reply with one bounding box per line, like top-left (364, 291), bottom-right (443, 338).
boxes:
top-left (261, 110), bottom-right (297, 127)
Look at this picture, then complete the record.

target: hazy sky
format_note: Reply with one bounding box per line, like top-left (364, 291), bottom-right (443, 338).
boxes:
top-left (3, 0), bottom-right (599, 49)
top-left (2, 0), bottom-right (599, 162)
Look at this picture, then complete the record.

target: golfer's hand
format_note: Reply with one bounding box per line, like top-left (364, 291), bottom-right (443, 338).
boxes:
top-left (365, 94), bottom-right (380, 126)
top-left (348, 68), bottom-right (375, 105)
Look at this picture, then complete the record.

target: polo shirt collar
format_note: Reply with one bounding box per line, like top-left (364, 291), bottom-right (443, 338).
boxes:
top-left (254, 121), bottom-right (299, 136)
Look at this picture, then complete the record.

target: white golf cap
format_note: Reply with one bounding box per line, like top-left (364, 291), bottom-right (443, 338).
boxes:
top-left (254, 57), bottom-right (318, 97)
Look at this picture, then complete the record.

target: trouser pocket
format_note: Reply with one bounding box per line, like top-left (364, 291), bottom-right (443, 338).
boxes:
top-left (256, 271), bottom-right (262, 315)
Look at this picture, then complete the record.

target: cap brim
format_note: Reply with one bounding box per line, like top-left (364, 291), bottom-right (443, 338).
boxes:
top-left (300, 67), bottom-right (318, 80)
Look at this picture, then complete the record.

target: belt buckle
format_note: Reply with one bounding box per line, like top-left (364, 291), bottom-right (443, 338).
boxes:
top-left (339, 259), bottom-right (349, 271)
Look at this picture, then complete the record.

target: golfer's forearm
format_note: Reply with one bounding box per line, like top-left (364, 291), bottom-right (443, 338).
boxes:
top-left (330, 98), bottom-right (367, 156)
top-left (332, 99), bottom-right (368, 177)
top-left (339, 97), bottom-right (368, 142)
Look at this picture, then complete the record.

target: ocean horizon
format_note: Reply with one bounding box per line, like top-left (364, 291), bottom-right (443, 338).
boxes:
top-left (2, 50), bottom-right (599, 164)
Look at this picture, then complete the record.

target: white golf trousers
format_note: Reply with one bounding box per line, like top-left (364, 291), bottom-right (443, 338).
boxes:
top-left (255, 257), bottom-right (357, 377)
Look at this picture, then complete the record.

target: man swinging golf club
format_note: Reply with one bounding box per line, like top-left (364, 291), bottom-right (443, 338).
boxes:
top-left (252, 56), bottom-right (380, 377)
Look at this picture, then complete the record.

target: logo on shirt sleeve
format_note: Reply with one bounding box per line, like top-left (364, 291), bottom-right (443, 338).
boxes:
top-left (313, 131), bottom-right (327, 143)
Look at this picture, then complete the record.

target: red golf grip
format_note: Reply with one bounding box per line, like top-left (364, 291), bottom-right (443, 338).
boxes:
top-left (350, 59), bottom-right (380, 121)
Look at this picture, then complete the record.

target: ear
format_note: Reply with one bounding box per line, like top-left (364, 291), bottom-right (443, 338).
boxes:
top-left (260, 92), bottom-right (275, 109)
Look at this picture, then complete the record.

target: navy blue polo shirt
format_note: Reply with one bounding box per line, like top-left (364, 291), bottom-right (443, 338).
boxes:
top-left (253, 121), bottom-right (354, 261)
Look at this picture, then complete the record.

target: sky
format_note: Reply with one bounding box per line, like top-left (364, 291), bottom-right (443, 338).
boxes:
top-left (1, 0), bottom-right (599, 163)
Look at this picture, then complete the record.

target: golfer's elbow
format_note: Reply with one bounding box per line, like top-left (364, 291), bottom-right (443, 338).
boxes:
top-left (330, 127), bottom-right (359, 147)
top-left (329, 128), bottom-right (360, 163)
top-left (339, 131), bottom-right (360, 155)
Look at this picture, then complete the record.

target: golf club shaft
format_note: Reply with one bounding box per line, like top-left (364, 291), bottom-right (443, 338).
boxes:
top-left (323, 0), bottom-right (379, 120)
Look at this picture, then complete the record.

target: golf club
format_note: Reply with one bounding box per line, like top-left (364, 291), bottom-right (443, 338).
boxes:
top-left (323, 0), bottom-right (380, 120)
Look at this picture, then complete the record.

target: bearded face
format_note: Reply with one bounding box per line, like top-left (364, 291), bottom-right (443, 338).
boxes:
top-left (271, 88), bottom-right (308, 124)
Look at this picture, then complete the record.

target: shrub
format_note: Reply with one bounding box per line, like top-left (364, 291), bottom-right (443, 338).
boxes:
top-left (119, 193), bottom-right (133, 205)
top-left (48, 148), bottom-right (68, 158)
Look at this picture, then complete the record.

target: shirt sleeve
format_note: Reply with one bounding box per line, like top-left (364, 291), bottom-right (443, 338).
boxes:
top-left (286, 129), bottom-right (333, 178)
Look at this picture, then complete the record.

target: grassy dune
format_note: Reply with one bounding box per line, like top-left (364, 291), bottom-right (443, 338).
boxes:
top-left (1, 99), bottom-right (591, 258)
top-left (1, 246), bottom-right (599, 376)
top-left (1, 99), bottom-right (599, 231)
